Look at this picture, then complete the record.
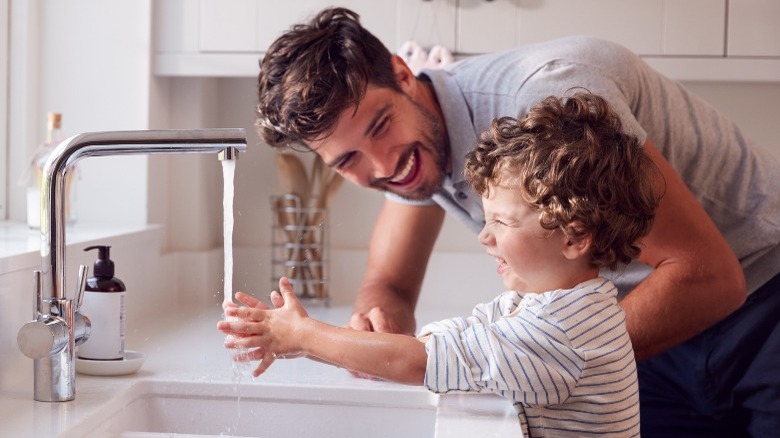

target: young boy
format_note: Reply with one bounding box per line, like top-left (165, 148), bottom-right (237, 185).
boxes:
top-left (219, 92), bottom-right (659, 437)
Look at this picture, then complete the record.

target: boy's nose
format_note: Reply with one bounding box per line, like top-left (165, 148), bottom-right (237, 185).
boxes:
top-left (478, 227), bottom-right (493, 246)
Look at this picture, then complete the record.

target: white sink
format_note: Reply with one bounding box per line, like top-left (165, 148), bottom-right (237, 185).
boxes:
top-left (60, 380), bottom-right (438, 438)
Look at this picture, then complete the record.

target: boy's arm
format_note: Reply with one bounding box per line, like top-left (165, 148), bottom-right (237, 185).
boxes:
top-left (301, 320), bottom-right (428, 385)
top-left (219, 278), bottom-right (427, 384)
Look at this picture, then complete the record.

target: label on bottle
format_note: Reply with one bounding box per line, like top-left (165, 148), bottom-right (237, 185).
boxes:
top-left (78, 291), bottom-right (126, 360)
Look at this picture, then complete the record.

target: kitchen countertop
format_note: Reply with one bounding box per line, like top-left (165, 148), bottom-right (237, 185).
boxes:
top-left (0, 303), bottom-right (521, 437)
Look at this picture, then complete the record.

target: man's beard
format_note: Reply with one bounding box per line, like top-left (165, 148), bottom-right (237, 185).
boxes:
top-left (372, 96), bottom-right (449, 201)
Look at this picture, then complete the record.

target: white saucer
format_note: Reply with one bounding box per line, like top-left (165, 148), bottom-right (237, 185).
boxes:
top-left (76, 350), bottom-right (145, 376)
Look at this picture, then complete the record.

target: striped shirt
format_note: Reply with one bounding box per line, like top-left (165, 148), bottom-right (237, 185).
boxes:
top-left (419, 278), bottom-right (640, 437)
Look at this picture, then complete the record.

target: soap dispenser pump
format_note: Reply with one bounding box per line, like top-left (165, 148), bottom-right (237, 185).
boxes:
top-left (78, 245), bottom-right (127, 360)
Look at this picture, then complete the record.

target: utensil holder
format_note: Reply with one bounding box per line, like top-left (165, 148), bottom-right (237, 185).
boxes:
top-left (271, 195), bottom-right (329, 306)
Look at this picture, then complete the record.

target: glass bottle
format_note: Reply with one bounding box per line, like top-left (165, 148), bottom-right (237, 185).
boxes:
top-left (21, 112), bottom-right (77, 228)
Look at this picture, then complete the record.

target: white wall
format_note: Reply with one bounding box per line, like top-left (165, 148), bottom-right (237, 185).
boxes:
top-left (7, 0), bottom-right (41, 224)
top-left (36, 0), bottom-right (152, 226)
top-left (682, 81), bottom-right (780, 159)
top-left (150, 78), bottom-right (228, 252)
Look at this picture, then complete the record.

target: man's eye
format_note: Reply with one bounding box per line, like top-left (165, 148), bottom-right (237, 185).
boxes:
top-left (372, 117), bottom-right (389, 137)
top-left (334, 152), bottom-right (355, 170)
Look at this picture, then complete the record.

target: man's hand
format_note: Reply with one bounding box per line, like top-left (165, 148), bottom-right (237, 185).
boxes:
top-left (348, 306), bottom-right (401, 334)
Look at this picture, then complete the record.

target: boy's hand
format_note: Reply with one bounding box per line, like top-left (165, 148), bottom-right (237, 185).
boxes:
top-left (216, 277), bottom-right (310, 377)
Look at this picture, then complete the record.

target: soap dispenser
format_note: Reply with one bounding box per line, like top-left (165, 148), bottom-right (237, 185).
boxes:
top-left (78, 245), bottom-right (127, 360)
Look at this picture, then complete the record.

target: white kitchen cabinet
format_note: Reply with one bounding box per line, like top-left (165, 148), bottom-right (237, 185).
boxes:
top-left (277, 0), bottom-right (457, 51)
top-left (397, 0), bottom-right (457, 52)
top-left (155, 0), bottom-right (456, 75)
top-left (457, 0), bottom-right (725, 56)
top-left (153, 0), bottom-right (780, 81)
top-left (661, 0), bottom-right (727, 56)
top-left (255, 1), bottom-right (396, 52)
top-left (200, 0), bottom-right (257, 52)
top-left (200, 0), bottom-right (400, 53)
top-left (728, 0), bottom-right (780, 57)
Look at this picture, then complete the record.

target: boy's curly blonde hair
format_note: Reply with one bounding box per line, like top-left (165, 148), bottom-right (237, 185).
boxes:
top-left (465, 92), bottom-right (663, 270)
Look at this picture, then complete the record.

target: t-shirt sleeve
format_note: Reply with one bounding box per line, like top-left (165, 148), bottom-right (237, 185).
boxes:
top-left (384, 191), bottom-right (437, 206)
top-left (422, 302), bottom-right (585, 406)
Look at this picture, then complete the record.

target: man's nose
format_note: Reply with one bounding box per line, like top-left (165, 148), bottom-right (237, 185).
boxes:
top-left (368, 149), bottom-right (398, 181)
top-left (351, 155), bottom-right (396, 188)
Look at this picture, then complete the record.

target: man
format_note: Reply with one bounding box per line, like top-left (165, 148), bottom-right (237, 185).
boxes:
top-left (255, 7), bottom-right (780, 436)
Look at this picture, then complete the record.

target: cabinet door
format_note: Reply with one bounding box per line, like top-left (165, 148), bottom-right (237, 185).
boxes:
top-left (396, 0), bottom-right (457, 52)
top-left (663, 0), bottom-right (725, 56)
top-left (458, 0), bottom-right (726, 56)
top-left (200, 0), bottom-right (258, 52)
top-left (256, 1), bottom-right (399, 52)
top-left (728, 0), bottom-right (780, 57)
top-left (457, 0), bottom-right (519, 54)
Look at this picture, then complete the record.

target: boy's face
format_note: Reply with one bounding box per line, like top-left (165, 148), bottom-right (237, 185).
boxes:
top-left (306, 85), bottom-right (448, 201)
top-left (478, 184), bottom-right (578, 293)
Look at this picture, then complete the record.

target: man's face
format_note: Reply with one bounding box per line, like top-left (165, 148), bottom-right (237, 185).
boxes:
top-left (307, 85), bottom-right (448, 200)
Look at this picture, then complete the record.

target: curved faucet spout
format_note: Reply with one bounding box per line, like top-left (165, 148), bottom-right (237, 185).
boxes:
top-left (21, 128), bottom-right (246, 402)
top-left (41, 128), bottom-right (247, 301)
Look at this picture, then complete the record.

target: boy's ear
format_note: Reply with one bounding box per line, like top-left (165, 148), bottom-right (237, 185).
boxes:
top-left (390, 54), bottom-right (416, 92)
top-left (562, 223), bottom-right (592, 260)
top-left (563, 234), bottom-right (592, 260)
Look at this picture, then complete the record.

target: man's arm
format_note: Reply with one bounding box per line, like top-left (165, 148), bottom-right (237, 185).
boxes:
top-left (622, 138), bottom-right (747, 360)
top-left (349, 199), bottom-right (446, 335)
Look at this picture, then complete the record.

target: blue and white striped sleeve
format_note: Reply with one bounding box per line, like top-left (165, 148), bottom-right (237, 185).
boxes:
top-left (418, 293), bottom-right (512, 339)
top-left (422, 302), bottom-right (585, 406)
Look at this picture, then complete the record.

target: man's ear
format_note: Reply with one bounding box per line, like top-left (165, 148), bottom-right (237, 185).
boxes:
top-left (390, 54), bottom-right (416, 92)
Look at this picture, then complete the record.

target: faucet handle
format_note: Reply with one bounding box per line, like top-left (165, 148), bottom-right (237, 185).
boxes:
top-left (75, 264), bottom-right (89, 311)
top-left (17, 316), bottom-right (69, 359)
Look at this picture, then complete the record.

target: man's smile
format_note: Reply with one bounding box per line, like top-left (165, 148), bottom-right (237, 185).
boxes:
top-left (386, 147), bottom-right (421, 188)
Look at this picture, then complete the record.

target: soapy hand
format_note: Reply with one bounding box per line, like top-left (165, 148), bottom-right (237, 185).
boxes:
top-left (217, 277), bottom-right (310, 377)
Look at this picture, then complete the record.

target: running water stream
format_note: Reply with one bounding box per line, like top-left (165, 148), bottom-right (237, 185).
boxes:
top-left (222, 159), bottom-right (248, 432)
top-left (222, 159), bottom-right (236, 307)
top-left (221, 158), bottom-right (251, 388)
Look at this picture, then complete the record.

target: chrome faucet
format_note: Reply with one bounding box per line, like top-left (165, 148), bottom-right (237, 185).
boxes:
top-left (16, 129), bottom-right (247, 401)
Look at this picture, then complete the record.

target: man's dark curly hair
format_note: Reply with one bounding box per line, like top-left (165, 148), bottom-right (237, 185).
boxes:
top-left (465, 92), bottom-right (663, 270)
top-left (256, 8), bottom-right (401, 149)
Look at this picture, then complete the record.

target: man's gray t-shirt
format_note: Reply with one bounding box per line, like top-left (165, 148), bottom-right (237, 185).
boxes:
top-left (391, 36), bottom-right (780, 295)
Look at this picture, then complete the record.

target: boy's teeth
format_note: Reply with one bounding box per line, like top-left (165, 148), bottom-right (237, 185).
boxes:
top-left (391, 153), bottom-right (415, 183)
